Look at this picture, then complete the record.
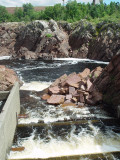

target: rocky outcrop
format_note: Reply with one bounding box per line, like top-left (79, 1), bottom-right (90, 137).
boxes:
top-left (0, 22), bottom-right (25, 57)
top-left (94, 54), bottom-right (120, 106)
top-left (42, 67), bottom-right (103, 106)
top-left (69, 20), bottom-right (120, 61)
top-left (0, 65), bottom-right (20, 91)
top-left (0, 20), bottom-right (119, 61)
top-left (14, 20), bottom-right (71, 59)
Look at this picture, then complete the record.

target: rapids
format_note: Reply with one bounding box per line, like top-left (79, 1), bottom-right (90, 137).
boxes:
top-left (0, 57), bottom-right (119, 160)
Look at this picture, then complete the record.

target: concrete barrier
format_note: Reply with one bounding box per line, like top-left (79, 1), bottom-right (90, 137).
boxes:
top-left (0, 91), bottom-right (9, 101)
top-left (0, 82), bottom-right (20, 160)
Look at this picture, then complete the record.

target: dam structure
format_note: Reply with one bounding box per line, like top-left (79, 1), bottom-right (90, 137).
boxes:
top-left (0, 58), bottom-right (119, 160)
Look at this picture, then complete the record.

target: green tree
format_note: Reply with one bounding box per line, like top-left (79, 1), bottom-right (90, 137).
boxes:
top-left (23, 3), bottom-right (34, 17)
top-left (66, 0), bottom-right (79, 20)
top-left (0, 5), bottom-right (9, 22)
top-left (14, 8), bottom-right (23, 20)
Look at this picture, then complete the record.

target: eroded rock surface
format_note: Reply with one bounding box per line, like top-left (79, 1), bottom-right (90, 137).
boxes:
top-left (69, 20), bottom-right (120, 61)
top-left (0, 20), bottom-right (119, 61)
top-left (94, 53), bottom-right (120, 106)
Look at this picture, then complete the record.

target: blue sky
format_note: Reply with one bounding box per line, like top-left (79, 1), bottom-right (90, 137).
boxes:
top-left (0, 0), bottom-right (119, 7)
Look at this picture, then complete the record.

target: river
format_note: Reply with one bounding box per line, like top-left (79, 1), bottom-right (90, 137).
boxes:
top-left (0, 57), bottom-right (120, 160)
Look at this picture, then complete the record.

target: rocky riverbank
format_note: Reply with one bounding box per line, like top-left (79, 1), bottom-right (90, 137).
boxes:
top-left (0, 20), bottom-right (120, 61)
top-left (0, 65), bottom-right (20, 91)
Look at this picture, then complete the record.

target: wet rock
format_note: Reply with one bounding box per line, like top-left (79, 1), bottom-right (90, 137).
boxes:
top-left (69, 87), bottom-right (76, 95)
top-left (79, 68), bottom-right (90, 79)
top-left (41, 94), bottom-right (51, 100)
top-left (86, 98), bottom-right (95, 105)
top-left (90, 66), bottom-right (103, 81)
top-left (0, 65), bottom-right (20, 91)
top-left (48, 86), bottom-right (60, 94)
top-left (66, 73), bottom-right (81, 86)
top-left (45, 66), bottom-right (105, 106)
top-left (47, 95), bottom-right (65, 105)
top-left (78, 102), bottom-right (85, 108)
top-left (51, 74), bottom-right (67, 87)
top-left (86, 79), bottom-right (92, 91)
top-left (66, 94), bottom-right (72, 100)
top-left (94, 54), bottom-right (120, 106)
top-left (80, 93), bottom-right (85, 103)
top-left (60, 87), bottom-right (69, 94)
top-left (61, 103), bottom-right (77, 107)
top-left (16, 47), bottom-right (37, 59)
top-left (72, 97), bottom-right (77, 103)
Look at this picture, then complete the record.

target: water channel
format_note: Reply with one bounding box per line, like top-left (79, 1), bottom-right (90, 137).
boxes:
top-left (0, 58), bottom-right (120, 160)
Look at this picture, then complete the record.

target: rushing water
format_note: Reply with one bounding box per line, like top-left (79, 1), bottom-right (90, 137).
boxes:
top-left (0, 57), bottom-right (120, 160)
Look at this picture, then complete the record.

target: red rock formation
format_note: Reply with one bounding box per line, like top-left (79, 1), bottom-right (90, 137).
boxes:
top-left (0, 65), bottom-right (20, 91)
top-left (94, 54), bottom-right (120, 106)
top-left (43, 67), bottom-right (103, 107)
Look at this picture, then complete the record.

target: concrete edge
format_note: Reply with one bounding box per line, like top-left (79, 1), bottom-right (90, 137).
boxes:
top-left (0, 91), bottom-right (9, 101)
top-left (0, 82), bottom-right (20, 160)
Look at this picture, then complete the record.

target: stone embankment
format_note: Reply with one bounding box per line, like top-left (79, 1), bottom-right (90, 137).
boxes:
top-left (0, 65), bottom-right (20, 91)
top-left (0, 20), bottom-right (119, 61)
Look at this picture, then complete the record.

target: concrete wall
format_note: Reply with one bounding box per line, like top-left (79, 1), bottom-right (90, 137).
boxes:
top-left (0, 91), bottom-right (9, 101)
top-left (0, 82), bottom-right (20, 160)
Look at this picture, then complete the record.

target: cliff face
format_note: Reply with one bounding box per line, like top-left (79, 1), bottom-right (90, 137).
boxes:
top-left (68, 20), bottom-right (120, 61)
top-left (94, 53), bottom-right (120, 117)
top-left (0, 20), bottom-right (120, 61)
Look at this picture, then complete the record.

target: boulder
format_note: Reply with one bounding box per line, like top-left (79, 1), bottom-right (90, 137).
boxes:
top-left (16, 47), bottom-right (37, 59)
top-left (66, 73), bottom-right (81, 86)
top-left (48, 86), bottom-right (60, 94)
top-left (41, 94), bottom-right (50, 100)
top-left (51, 74), bottom-right (67, 87)
top-left (66, 94), bottom-right (72, 100)
top-left (0, 65), bottom-right (20, 91)
top-left (79, 68), bottom-right (90, 79)
top-left (69, 87), bottom-right (77, 95)
top-left (47, 95), bottom-right (65, 104)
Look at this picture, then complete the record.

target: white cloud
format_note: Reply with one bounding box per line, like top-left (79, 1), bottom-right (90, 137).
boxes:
top-left (0, 0), bottom-right (99, 7)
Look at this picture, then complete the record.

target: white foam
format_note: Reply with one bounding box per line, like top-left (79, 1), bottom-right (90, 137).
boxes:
top-left (8, 123), bottom-right (120, 159)
top-left (20, 81), bottom-right (52, 91)
top-left (54, 58), bottom-right (109, 64)
top-left (18, 105), bottom-right (111, 124)
top-left (0, 56), bottom-right (11, 60)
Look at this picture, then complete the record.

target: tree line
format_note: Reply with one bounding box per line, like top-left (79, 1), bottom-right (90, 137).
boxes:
top-left (0, 1), bottom-right (120, 23)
